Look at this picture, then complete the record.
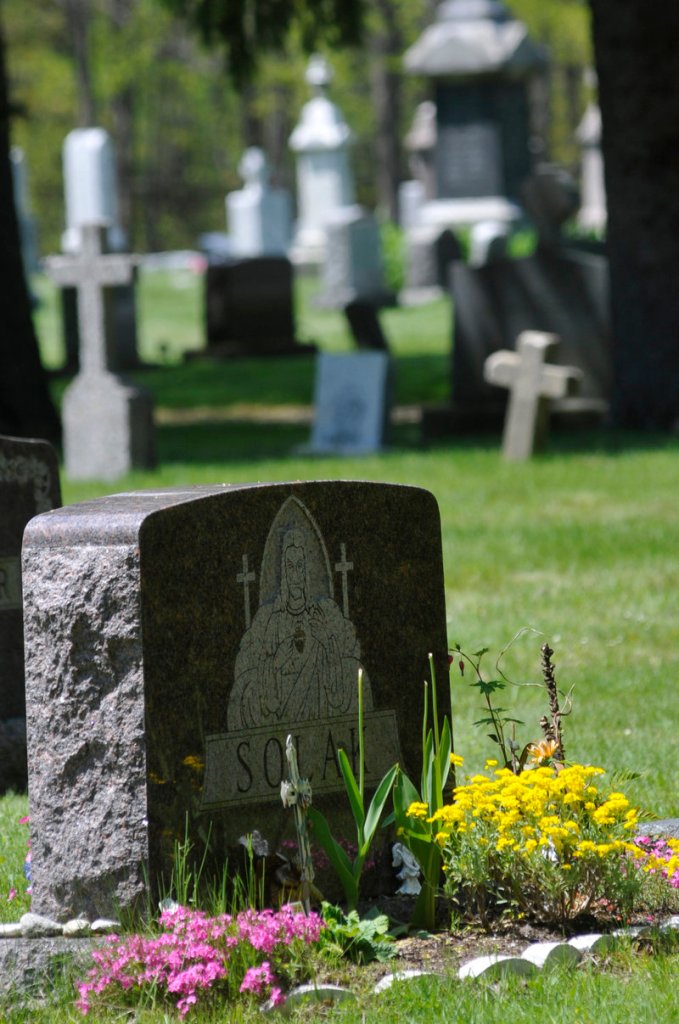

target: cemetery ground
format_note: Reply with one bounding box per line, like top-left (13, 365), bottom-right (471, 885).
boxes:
top-left (1, 269), bottom-right (678, 1019)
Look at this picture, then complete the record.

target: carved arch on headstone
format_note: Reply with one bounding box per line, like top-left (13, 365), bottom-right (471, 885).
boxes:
top-left (257, 495), bottom-right (334, 608)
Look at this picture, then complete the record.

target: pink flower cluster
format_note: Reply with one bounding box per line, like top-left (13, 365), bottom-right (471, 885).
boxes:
top-left (76, 903), bottom-right (324, 1018)
top-left (634, 835), bottom-right (679, 888)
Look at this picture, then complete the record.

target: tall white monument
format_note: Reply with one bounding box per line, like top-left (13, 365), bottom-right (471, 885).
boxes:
top-left (289, 55), bottom-right (356, 265)
top-left (60, 127), bottom-right (139, 369)
top-left (62, 128), bottom-right (126, 253)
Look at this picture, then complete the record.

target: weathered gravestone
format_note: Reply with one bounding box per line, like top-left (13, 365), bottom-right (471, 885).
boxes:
top-left (202, 257), bottom-right (314, 357)
top-left (484, 331), bottom-right (582, 460)
top-left (226, 147), bottom-right (292, 258)
top-left (0, 435), bottom-right (61, 793)
top-left (316, 207), bottom-right (393, 309)
top-left (45, 225), bottom-right (155, 481)
top-left (23, 481), bottom-right (448, 920)
top-left (308, 354), bottom-right (392, 455)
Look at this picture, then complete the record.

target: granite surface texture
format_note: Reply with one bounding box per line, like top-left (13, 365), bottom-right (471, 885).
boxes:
top-left (23, 479), bottom-right (450, 921)
top-left (23, 481), bottom-right (448, 919)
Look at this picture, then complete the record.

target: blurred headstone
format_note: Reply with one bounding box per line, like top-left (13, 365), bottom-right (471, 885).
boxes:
top-left (202, 257), bottom-right (314, 357)
top-left (404, 0), bottom-right (546, 232)
top-left (10, 148), bottom-right (39, 283)
top-left (309, 352), bottom-right (391, 454)
top-left (484, 331), bottom-right (582, 459)
top-left (0, 434), bottom-right (61, 793)
top-left (442, 166), bottom-right (611, 431)
top-left (227, 147), bottom-right (292, 257)
top-left (45, 225), bottom-right (155, 480)
top-left (317, 207), bottom-right (394, 308)
top-left (576, 100), bottom-right (607, 232)
top-left (60, 127), bottom-right (140, 371)
top-left (289, 56), bottom-right (355, 265)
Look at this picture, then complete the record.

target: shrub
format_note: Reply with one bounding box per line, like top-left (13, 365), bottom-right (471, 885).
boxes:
top-left (430, 759), bottom-right (646, 927)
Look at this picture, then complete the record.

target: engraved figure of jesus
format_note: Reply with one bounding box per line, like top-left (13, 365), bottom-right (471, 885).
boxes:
top-left (228, 528), bottom-right (370, 730)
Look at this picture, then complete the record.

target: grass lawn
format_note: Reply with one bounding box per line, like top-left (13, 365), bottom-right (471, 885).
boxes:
top-left (1, 268), bottom-right (677, 1020)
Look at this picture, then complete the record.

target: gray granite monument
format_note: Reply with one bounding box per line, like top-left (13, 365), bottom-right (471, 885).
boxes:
top-left (404, 0), bottom-right (546, 231)
top-left (484, 331), bottom-right (582, 460)
top-left (23, 481), bottom-right (449, 920)
top-left (0, 434), bottom-right (61, 793)
top-left (317, 207), bottom-right (393, 309)
top-left (45, 225), bottom-right (155, 481)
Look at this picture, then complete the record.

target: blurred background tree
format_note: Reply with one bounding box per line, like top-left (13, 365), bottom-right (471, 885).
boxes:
top-left (4, 0), bottom-right (592, 254)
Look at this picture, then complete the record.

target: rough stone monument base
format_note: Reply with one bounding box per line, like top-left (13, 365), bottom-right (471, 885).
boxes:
top-left (0, 937), bottom-right (96, 997)
top-left (63, 372), bottom-right (155, 481)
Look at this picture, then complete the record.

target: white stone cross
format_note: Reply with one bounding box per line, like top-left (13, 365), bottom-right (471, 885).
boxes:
top-left (484, 331), bottom-right (582, 461)
top-left (45, 224), bottom-right (135, 374)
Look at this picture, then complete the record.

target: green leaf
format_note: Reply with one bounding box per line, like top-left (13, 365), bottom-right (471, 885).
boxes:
top-left (472, 647), bottom-right (488, 657)
top-left (436, 717), bottom-right (453, 802)
top-left (337, 747), bottom-right (365, 835)
top-left (363, 764), bottom-right (398, 847)
top-left (475, 678), bottom-right (506, 695)
top-left (392, 771), bottom-right (421, 823)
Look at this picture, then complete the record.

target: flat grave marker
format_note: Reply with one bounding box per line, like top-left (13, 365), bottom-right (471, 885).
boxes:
top-left (308, 353), bottom-right (392, 455)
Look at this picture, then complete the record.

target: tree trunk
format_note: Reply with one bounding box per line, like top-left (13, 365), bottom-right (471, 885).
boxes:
top-left (61, 0), bottom-right (98, 126)
top-left (108, 0), bottom-right (136, 243)
top-left (0, 23), bottom-right (61, 443)
top-left (369, 0), bottom-right (404, 222)
top-left (589, 0), bottom-right (679, 429)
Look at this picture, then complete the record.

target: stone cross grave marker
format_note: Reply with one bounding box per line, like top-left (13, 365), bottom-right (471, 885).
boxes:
top-left (46, 223), bottom-right (134, 373)
top-left (308, 352), bottom-right (392, 455)
top-left (45, 224), bottom-right (155, 480)
top-left (484, 331), bottom-right (582, 460)
top-left (23, 481), bottom-right (449, 920)
top-left (0, 434), bottom-right (61, 793)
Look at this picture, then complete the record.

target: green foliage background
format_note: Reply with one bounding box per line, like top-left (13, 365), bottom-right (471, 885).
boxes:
top-left (5, 0), bottom-right (592, 255)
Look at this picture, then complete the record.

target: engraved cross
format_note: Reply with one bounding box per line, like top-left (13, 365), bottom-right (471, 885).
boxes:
top-left (237, 554), bottom-right (256, 628)
top-left (334, 543), bottom-right (353, 617)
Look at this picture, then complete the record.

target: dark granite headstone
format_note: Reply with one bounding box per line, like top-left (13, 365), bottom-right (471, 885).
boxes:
top-left (449, 243), bottom-right (611, 427)
top-left (23, 481), bottom-right (448, 920)
top-left (203, 257), bottom-right (313, 357)
top-left (406, 226), bottom-right (463, 291)
top-left (0, 435), bottom-right (61, 793)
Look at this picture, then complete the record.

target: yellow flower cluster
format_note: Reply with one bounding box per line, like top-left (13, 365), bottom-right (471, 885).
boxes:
top-left (427, 763), bottom-right (640, 865)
